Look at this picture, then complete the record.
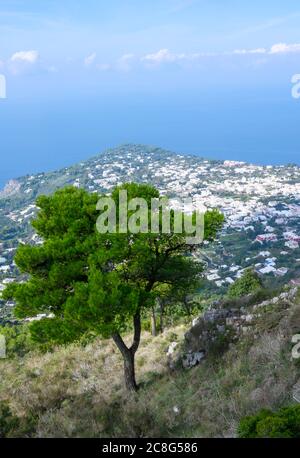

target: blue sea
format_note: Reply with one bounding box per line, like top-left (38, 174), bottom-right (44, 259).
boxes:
top-left (0, 85), bottom-right (299, 190)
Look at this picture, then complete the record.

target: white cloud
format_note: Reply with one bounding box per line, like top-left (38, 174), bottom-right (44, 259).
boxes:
top-left (117, 53), bottom-right (135, 71)
top-left (8, 50), bottom-right (40, 75)
top-left (120, 53), bottom-right (135, 61)
top-left (141, 43), bottom-right (300, 66)
top-left (269, 43), bottom-right (300, 54)
top-left (10, 50), bottom-right (39, 64)
top-left (233, 48), bottom-right (267, 55)
top-left (226, 43), bottom-right (300, 57)
top-left (142, 47), bottom-right (271, 65)
top-left (141, 49), bottom-right (186, 64)
top-left (140, 49), bottom-right (214, 64)
top-left (84, 52), bottom-right (97, 66)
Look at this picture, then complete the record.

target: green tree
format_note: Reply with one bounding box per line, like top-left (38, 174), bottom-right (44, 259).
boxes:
top-left (4, 184), bottom-right (224, 391)
top-left (238, 405), bottom-right (300, 438)
top-left (228, 268), bottom-right (263, 299)
top-left (0, 324), bottom-right (34, 357)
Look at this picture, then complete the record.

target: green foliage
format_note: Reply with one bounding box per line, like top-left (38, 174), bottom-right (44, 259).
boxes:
top-left (0, 402), bottom-right (19, 438)
top-left (0, 324), bottom-right (35, 357)
top-left (222, 287), bottom-right (280, 310)
top-left (238, 405), bottom-right (300, 438)
top-left (203, 209), bottom-right (225, 241)
top-left (4, 184), bottom-right (224, 347)
top-left (228, 268), bottom-right (263, 299)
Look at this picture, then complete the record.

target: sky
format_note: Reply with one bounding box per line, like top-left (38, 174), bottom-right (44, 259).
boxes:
top-left (0, 1), bottom-right (300, 187)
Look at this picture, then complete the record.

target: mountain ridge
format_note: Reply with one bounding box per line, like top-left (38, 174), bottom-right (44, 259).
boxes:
top-left (1, 143), bottom-right (299, 196)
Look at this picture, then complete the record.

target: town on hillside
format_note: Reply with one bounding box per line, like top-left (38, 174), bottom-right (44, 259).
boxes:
top-left (1, 145), bottom-right (300, 322)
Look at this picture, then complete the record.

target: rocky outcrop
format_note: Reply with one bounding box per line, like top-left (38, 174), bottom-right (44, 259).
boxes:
top-left (252, 288), bottom-right (298, 310)
top-left (292, 380), bottom-right (300, 403)
top-left (182, 351), bottom-right (205, 368)
top-left (0, 179), bottom-right (21, 198)
top-left (167, 307), bottom-right (236, 369)
top-left (167, 286), bottom-right (299, 370)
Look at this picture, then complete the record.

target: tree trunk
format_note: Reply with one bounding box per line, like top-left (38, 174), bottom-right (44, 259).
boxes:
top-left (112, 311), bottom-right (141, 392)
top-left (158, 298), bottom-right (164, 333)
top-left (150, 306), bottom-right (157, 336)
top-left (183, 296), bottom-right (191, 316)
top-left (123, 350), bottom-right (138, 391)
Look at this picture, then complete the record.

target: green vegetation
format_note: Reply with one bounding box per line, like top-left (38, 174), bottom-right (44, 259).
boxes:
top-left (228, 268), bottom-right (263, 299)
top-left (0, 149), bottom-right (299, 437)
top-left (0, 324), bottom-right (34, 357)
top-left (1, 144), bottom-right (300, 324)
top-left (238, 405), bottom-right (300, 438)
top-left (0, 289), bottom-right (299, 438)
top-left (0, 402), bottom-right (19, 438)
top-left (3, 184), bottom-right (224, 391)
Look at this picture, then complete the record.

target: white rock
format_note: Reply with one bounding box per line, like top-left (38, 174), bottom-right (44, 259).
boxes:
top-left (167, 342), bottom-right (178, 356)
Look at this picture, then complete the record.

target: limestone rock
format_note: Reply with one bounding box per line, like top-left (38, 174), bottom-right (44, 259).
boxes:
top-left (182, 351), bottom-right (205, 369)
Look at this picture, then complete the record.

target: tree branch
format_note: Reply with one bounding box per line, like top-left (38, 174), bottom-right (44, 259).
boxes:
top-left (112, 332), bottom-right (130, 357)
top-left (130, 311), bottom-right (141, 354)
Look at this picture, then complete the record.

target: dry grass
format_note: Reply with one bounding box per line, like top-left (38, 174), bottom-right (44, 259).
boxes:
top-left (0, 325), bottom-right (187, 437)
top-left (1, 298), bottom-right (300, 438)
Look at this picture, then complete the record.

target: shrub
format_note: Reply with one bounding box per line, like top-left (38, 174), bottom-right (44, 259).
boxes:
top-left (228, 269), bottom-right (263, 299)
top-left (0, 402), bottom-right (19, 438)
top-left (238, 405), bottom-right (300, 438)
top-left (0, 324), bottom-right (35, 357)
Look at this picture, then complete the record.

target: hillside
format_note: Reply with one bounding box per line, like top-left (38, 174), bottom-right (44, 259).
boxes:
top-left (1, 144), bottom-right (300, 323)
top-left (1, 144), bottom-right (300, 438)
top-left (0, 285), bottom-right (299, 438)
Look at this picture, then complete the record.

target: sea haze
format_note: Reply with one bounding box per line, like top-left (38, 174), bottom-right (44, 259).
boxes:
top-left (0, 85), bottom-right (299, 189)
